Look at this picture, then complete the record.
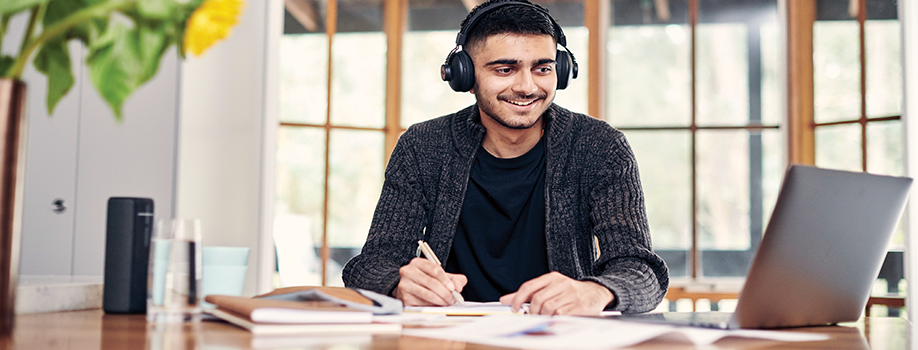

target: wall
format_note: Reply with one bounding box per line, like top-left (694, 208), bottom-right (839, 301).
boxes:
top-left (12, 17), bottom-right (180, 277)
top-left (178, 0), bottom-right (280, 295)
top-left (6, 0), bottom-right (281, 294)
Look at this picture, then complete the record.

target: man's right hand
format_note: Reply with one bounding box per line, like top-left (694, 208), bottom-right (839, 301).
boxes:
top-left (395, 257), bottom-right (467, 306)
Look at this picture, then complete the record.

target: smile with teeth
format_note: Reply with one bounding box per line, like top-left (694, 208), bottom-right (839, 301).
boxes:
top-left (506, 99), bottom-right (537, 106)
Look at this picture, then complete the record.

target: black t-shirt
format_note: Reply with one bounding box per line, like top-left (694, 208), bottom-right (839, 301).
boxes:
top-left (445, 138), bottom-right (550, 301)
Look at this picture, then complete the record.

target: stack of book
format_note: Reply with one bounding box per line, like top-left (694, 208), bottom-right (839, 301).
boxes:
top-left (204, 286), bottom-right (402, 336)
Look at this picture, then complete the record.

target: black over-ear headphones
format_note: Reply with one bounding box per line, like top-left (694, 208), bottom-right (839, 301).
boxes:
top-left (439, 1), bottom-right (579, 92)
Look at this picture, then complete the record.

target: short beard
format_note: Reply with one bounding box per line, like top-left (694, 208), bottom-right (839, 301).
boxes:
top-left (475, 91), bottom-right (548, 130)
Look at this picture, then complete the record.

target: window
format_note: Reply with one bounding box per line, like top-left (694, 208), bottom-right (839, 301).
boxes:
top-left (808, 0), bottom-right (904, 315)
top-left (275, 0), bottom-right (386, 286)
top-left (401, 1), bottom-right (474, 128)
top-left (608, 0), bottom-right (782, 283)
top-left (275, 0), bottom-right (589, 287)
top-left (273, 1), bottom-right (906, 316)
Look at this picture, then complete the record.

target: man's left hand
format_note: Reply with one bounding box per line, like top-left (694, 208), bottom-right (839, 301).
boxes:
top-left (499, 272), bottom-right (614, 316)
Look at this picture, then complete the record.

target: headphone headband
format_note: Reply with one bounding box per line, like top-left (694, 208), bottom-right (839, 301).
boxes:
top-left (441, 0), bottom-right (578, 92)
top-left (454, 1), bottom-right (567, 48)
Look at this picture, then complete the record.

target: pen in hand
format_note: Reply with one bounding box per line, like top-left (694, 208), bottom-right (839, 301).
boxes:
top-left (417, 240), bottom-right (466, 306)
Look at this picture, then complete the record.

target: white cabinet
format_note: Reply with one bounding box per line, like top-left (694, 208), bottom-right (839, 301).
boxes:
top-left (6, 1), bottom-right (277, 292)
top-left (15, 41), bottom-right (180, 277)
top-left (18, 42), bottom-right (83, 276)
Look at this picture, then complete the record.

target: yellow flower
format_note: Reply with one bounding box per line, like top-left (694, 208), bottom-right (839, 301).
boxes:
top-left (184, 0), bottom-right (245, 57)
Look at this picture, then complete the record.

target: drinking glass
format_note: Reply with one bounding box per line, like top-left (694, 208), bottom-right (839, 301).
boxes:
top-left (147, 218), bottom-right (202, 323)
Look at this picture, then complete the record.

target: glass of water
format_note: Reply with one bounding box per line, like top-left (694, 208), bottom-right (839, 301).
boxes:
top-left (147, 218), bottom-right (202, 323)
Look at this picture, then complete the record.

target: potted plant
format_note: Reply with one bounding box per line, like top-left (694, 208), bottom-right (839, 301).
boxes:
top-left (0, 0), bottom-right (244, 334)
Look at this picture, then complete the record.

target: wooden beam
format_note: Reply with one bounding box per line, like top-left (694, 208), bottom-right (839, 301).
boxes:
top-left (858, 0), bottom-right (867, 172)
top-left (786, 0), bottom-right (816, 166)
top-left (585, 0), bottom-right (609, 120)
top-left (384, 0), bottom-right (407, 165)
top-left (321, 0), bottom-right (337, 287)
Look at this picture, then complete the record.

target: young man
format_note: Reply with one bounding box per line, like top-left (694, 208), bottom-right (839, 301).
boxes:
top-left (342, 0), bottom-right (668, 315)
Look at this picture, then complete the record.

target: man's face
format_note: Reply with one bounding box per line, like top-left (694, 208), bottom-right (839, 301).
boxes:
top-left (469, 33), bottom-right (557, 130)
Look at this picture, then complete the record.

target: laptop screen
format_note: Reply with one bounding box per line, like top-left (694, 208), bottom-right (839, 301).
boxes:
top-left (733, 165), bottom-right (912, 328)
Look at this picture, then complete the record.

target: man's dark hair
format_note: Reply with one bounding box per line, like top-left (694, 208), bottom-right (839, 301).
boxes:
top-left (461, 0), bottom-right (557, 56)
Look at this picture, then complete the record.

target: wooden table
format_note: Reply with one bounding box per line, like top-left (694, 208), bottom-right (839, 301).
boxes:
top-left (0, 309), bottom-right (909, 349)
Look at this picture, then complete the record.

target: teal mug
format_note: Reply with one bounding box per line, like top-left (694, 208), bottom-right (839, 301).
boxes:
top-left (201, 246), bottom-right (250, 307)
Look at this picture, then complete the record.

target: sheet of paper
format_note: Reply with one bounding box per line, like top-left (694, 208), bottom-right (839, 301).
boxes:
top-left (403, 314), bottom-right (553, 338)
top-left (404, 301), bottom-right (528, 316)
top-left (374, 312), bottom-right (446, 324)
top-left (404, 315), bottom-right (671, 349)
top-left (403, 315), bottom-right (831, 350)
top-left (655, 326), bottom-right (833, 346)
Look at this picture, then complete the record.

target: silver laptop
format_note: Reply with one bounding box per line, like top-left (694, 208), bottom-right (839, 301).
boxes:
top-left (617, 165), bottom-right (913, 329)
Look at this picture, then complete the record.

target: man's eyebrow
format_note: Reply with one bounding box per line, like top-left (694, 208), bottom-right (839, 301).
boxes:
top-left (484, 58), bottom-right (557, 66)
top-left (484, 59), bottom-right (520, 66)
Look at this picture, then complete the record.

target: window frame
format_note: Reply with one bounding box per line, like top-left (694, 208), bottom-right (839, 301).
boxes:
top-left (276, 0), bottom-right (904, 298)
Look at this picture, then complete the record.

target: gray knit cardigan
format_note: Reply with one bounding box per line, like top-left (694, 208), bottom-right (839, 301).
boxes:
top-left (342, 103), bottom-right (669, 314)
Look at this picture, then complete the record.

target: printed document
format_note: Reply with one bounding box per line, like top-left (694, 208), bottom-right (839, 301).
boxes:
top-left (402, 314), bottom-right (830, 349)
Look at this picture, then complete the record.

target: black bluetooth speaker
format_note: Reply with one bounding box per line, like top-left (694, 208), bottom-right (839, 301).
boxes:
top-left (102, 197), bottom-right (154, 314)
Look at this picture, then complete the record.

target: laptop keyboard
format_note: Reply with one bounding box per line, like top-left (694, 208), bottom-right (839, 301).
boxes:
top-left (613, 312), bottom-right (734, 329)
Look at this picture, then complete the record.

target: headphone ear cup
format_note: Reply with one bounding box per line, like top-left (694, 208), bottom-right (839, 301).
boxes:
top-left (555, 49), bottom-right (572, 90)
top-left (446, 50), bottom-right (476, 92)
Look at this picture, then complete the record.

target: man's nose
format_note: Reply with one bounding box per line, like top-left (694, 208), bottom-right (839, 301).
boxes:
top-left (512, 70), bottom-right (539, 95)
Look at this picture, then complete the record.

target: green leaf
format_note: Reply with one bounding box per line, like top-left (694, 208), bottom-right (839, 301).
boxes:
top-left (86, 22), bottom-right (168, 120)
top-left (0, 0), bottom-right (48, 15)
top-left (138, 24), bottom-right (169, 79)
top-left (43, 0), bottom-right (108, 44)
top-left (0, 55), bottom-right (14, 77)
top-left (137, 0), bottom-right (174, 19)
top-left (33, 38), bottom-right (73, 114)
